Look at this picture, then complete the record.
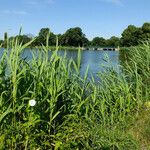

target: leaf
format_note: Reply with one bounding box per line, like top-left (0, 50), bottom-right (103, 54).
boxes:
top-left (0, 104), bottom-right (12, 123)
top-left (50, 111), bottom-right (60, 123)
top-left (0, 134), bottom-right (5, 149)
top-left (54, 141), bottom-right (62, 150)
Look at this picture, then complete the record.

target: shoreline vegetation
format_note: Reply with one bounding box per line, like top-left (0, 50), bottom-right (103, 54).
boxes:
top-left (30, 46), bottom-right (120, 51)
top-left (0, 36), bottom-right (150, 149)
top-left (0, 22), bottom-right (150, 49)
top-left (33, 46), bottom-right (81, 51)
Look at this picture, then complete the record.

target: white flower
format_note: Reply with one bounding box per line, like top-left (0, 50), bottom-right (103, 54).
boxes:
top-left (29, 99), bottom-right (36, 106)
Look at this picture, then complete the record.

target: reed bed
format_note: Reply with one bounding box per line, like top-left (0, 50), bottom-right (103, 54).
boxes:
top-left (0, 38), bottom-right (150, 149)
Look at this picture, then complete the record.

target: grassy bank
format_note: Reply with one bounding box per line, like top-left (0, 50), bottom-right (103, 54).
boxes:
top-left (0, 38), bottom-right (150, 149)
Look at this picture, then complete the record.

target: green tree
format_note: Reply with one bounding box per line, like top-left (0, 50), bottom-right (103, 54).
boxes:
top-left (61, 27), bottom-right (88, 46)
top-left (106, 36), bottom-right (120, 47)
top-left (141, 22), bottom-right (150, 41)
top-left (36, 28), bottom-right (50, 46)
top-left (16, 35), bottom-right (32, 45)
top-left (57, 34), bottom-right (62, 45)
top-left (121, 25), bottom-right (140, 47)
top-left (48, 32), bottom-right (56, 46)
top-left (6, 35), bottom-right (31, 47)
top-left (34, 28), bottom-right (56, 46)
top-left (142, 22), bottom-right (150, 33)
top-left (82, 37), bottom-right (89, 47)
top-left (91, 37), bottom-right (106, 47)
top-left (39, 28), bottom-right (50, 38)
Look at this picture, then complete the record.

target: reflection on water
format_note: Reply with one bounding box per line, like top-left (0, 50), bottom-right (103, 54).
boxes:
top-left (0, 48), bottom-right (119, 79)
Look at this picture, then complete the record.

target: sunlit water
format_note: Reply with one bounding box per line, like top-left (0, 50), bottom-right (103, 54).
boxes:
top-left (0, 48), bottom-right (120, 79)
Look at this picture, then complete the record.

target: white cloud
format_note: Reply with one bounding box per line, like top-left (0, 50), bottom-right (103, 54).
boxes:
top-left (1, 10), bottom-right (29, 15)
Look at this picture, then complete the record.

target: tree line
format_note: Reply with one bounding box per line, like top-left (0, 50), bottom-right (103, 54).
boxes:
top-left (0, 22), bottom-right (149, 48)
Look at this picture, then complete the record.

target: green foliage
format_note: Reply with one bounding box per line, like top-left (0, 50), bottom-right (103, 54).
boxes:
top-left (0, 37), bottom-right (150, 149)
top-left (91, 37), bottom-right (106, 47)
top-left (141, 22), bottom-right (150, 41)
top-left (60, 27), bottom-right (89, 46)
top-left (121, 25), bottom-right (140, 46)
top-left (142, 22), bottom-right (150, 33)
top-left (120, 41), bottom-right (150, 102)
top-left (0, 22), bottom-right (149, 48)
top-left (35, 28), bottom-right (56, 46)
top-left (107, 36), bottom-right (120, 47)
top-left (91, 36), bottom-right (120, 47)
top-left (121, 23), bottom-right (150, 47)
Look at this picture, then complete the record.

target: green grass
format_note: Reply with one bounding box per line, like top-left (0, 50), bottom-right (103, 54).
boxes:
top-left (0, 37), bottom-right (150, 149)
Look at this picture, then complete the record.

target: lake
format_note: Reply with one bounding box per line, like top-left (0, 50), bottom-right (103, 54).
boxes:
top-left (0, 48), bottom-right (120, 79)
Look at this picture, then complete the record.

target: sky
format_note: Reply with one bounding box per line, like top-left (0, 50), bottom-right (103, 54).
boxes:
top-left (0, 0), bottom-right (150, 40)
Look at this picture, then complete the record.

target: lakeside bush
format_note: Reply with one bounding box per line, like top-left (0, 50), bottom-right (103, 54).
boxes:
top-left (0, 39), bottom-right (150, 149)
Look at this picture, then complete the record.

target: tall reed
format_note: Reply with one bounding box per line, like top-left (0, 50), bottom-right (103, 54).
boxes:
top-left (0, 38), bottom-right (149, 149)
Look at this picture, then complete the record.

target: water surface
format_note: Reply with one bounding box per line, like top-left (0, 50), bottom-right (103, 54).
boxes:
top-left (0, 48), bottom-right (119, 79)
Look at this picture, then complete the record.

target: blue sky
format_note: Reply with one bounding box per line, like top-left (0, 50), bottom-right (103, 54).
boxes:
top-left (0, 0), bottom-right (149, 40)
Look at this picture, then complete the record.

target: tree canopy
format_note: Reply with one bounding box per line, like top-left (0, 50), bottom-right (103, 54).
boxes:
top-left (1, 22), bottom-right (150, 48)
top-left (91, 37), bottom-right (106, 47)
top-left (121, 22), bottom-right (150, 46)
top-left (60, 27), bottom-right (89, 46)
top-left (33, 28), bottom-right (56, 46)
